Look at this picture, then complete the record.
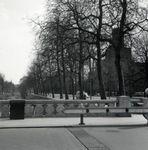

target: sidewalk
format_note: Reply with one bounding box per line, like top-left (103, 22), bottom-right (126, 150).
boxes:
top-left (0, 114), bottom-right (147, 128)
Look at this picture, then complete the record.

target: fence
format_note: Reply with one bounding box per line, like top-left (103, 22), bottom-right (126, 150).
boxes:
top-left (0, 96), bottom-right (145, 118)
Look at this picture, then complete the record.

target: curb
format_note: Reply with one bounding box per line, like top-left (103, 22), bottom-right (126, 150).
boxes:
top-left (0, 123), bottom-right (147, 129)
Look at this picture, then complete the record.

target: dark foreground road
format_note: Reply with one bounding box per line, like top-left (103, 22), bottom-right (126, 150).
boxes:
top-left (0, 126), bottom-right (148, 150)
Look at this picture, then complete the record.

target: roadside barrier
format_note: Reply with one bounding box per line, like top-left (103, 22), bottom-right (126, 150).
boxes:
top-left (64, 104), bottom-right (148, 125)
top-left (0, 96), bottom-right (147, 125)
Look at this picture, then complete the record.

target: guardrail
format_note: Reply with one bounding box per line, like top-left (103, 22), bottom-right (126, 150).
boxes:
top-left (0, 96), bottom-right (145, 118)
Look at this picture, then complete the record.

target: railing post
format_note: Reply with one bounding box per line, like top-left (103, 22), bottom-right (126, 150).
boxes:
top-left (79, 114), bottom-right (85, 125)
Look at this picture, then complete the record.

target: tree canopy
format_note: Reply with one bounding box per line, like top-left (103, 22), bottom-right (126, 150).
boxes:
top-left (21, 0), bottom-right (148, 99)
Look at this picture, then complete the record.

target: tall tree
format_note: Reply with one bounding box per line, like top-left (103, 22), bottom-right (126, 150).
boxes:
top-left (57, 0), bottom-right (107, 99)
top-left (107, 0), bottom-right (148, 95)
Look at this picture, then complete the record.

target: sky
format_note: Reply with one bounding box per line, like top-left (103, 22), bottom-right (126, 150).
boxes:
top-left (0, 0), bottom-right (46, 84)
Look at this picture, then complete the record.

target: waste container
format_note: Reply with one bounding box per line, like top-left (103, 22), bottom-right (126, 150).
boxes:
top-left (10, 100), bottom-right (25, 119)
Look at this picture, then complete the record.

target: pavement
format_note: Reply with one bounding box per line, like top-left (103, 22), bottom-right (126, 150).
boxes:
top-left (0, 114), bottom-right (147, 128)
top-left (0, 115), bottom-right (148, 150)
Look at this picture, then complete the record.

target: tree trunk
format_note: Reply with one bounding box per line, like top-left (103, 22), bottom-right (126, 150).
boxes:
top-left (56, 19), bottom-right (63, 99)
top-left (61, 43), bottom-right (69, 99)
top-left (50, 78), bottom-right (55, 98)
top-left (96, 41), bottom-right (106, 99)
top-left (115, 50), bottom-right (124, 95)
top-left (114, 0), bottom-right (127, 96)
top-left (78, 30), bottom-right (84, 99)
top-left (96, 0), bottom-right (106, 99)
top-left (71, 78), bottom-right (75, 99)
top-left (57, 55), bottom-right (63, 99)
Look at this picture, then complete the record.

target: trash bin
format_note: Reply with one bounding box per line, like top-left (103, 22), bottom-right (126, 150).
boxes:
top-left (10, 100), bottom-right (25, 119)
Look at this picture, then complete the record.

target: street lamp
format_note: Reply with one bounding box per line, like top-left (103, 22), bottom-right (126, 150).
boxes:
top-left (146, 41), bottom-right (148, 87)
top-left (145, 41), bottom-right (148, 97)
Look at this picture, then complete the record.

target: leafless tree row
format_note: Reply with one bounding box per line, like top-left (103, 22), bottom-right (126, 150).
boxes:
top-left (20, 0), bottom-right (148, 99)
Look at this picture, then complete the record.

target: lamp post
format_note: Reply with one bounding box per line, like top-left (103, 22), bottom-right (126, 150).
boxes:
top-left (145, 41), bottom-right (148, 97)
top-left (146, 41), bottom-right (148, 88)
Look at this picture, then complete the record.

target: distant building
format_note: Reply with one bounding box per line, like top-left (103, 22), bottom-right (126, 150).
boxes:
top-left (0, 78), bottom-right (3, 94)
top-left (88, 28), bottom-right (145, 96)
top-left (102, 28), bottom-right (132, 95)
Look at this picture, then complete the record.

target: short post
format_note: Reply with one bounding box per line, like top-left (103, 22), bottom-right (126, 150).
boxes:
top-left (142, 101), bottom-right (148, 124)
top-left (117, 96), bottom-right (131, 117)
top-left (145, 88), bottom-right (148, 98)
top-left (79, 114), bottom-right (85, 125)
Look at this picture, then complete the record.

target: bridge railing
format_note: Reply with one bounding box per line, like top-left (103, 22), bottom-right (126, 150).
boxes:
top-left (0, 99), bottom-right (117, 118)
top-left (0, 96), bottom-right (143, 118)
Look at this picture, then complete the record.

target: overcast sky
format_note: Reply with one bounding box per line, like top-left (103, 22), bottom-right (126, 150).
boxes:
top-left (0, 0), bottom-right (46, 84)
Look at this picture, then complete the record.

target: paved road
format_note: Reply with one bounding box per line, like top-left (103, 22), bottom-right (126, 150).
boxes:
top-left (0, 128), bottom-right (87, 150)
top-left (0, 115), bottom-right (148, 150)
top-left (84, 126), bottom-right (148, 150)
top-left (0, 126), bottom-right (148, 150)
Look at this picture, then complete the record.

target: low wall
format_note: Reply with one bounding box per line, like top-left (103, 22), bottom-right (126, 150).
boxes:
top-left (0, 96), bottom-right (142, 118)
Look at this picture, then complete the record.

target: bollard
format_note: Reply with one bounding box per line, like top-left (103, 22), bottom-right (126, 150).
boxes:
top-left (79, 114), bottom-right (85, 125)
